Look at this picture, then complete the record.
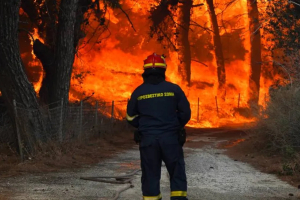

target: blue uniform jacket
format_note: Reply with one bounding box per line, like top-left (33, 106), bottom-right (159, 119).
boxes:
top-left (126, 80), bottom-right (191, 147)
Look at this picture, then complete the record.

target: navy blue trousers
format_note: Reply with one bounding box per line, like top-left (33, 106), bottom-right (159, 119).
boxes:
top-left (139, 138), bottom-right (188, 200)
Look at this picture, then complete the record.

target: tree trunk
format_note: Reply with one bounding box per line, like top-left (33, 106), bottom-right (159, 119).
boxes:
top-left (34, 39), bottom-right (54, 103)
top-left (35, 0), bottom-right (91, 106)
top-left (177, 0), bottom-right (192, 86)
top-left (34, 0), bottom-right (79, 107)
top-left (247, 0), bottom-right (262, 107)
top-left (0, 0), bottom-right (47, 150)
top-left (48, 0), bottom-right (79, 108)
top-left (21, 0), bottom-right (56, 104)
top-left (206, 0), bottom-right (226, 99)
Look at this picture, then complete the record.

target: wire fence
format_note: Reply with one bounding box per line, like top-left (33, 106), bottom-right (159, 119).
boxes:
top-left (0, 103), bottom-right (14, 144)
top-left (188, 94), bottom-right (267, 123)
top-left (0, 99), bottom-right (130, 161)
top-left (0, 94), bottom-right (268, 161)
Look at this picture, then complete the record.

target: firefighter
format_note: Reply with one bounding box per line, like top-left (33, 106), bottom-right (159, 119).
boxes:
top-left (126, 53), bottom-right (191, 200)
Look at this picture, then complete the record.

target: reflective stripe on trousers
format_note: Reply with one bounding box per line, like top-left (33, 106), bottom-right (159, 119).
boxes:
top-left (143, 193), bottom-right (162, 200)
top-left (171, 191), bottom-right (187, 197)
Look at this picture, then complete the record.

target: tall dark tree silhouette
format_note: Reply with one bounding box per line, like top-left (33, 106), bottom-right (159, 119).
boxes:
top-left (176, 0), bottom-right (193, 86)
top-left (149, 0), bottom-right (203, 86)
top-left (247, 0), bottom-right (262, 107)
top-left (0, 0), bottom-right (47, 149)
top-left (206, 0), bottom-right (226, 99)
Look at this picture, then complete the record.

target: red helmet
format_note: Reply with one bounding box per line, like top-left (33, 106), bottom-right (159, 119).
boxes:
top-left (143, 53), bottom-right (166, 69)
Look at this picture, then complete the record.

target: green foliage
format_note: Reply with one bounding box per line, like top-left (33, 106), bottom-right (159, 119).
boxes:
top-left (253, 84), bottom-right (300, 176)
top-left (254, 83), bottom-right (300, 155)
top-left (263, 0), bottom-right (300, 54)
top-left (284, 145), bottom-right (296, 158)
top-left (281, 162), bottom-right (294, 175)
top-left (262, 0), bottom-right (300, 78)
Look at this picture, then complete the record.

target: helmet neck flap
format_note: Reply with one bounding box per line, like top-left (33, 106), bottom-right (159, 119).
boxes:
top-left (142, 68), bottom-right (166, 85)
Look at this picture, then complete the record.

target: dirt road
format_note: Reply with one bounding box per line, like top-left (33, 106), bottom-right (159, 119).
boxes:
top-left (0, 128), bottom-right (299, 200)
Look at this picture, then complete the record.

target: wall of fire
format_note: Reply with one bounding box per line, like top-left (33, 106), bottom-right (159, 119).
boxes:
top-left (17, 0), bottom-right (277, 127)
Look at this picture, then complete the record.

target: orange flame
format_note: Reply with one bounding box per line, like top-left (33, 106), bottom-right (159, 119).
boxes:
top-left (26, 1), bottom-right (277, 127)
top-left (27, 28), bottom-right (44, 93)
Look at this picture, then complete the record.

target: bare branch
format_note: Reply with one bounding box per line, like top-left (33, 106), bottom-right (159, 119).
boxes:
top-left (190, 20), bottom-right (213, 33)
top-left (118, 6), bottom-right (136, 32)
top-left (192, 3), bottom-right (204, 7)
top-left (18, 28), bottom-right (35, 42)
top-left (191, 59), bottom-right (208, 67)
top-left (272, 60), bottom-right (293, 87)
top-left (96, 0), bottom-right (100, 12)
top-left (289, 0), bottom-right (300, 7)
top-left (261, 60), bottom-right (293, 87)
top-left (157, 26), bottom-right (177, 51)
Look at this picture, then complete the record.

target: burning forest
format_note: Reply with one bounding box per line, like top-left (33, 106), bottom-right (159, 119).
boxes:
top-left (1, 0), bottom-right (297, 148)
top-left (2, 1), bottom-right (300, 198)
top-left (15, 0), bottom-right (282, 129)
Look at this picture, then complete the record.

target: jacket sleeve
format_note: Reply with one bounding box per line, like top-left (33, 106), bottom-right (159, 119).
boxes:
top-left (126, 91), bottom-right (140, 128)
top-left (176, 86), bottom-right (191, 127)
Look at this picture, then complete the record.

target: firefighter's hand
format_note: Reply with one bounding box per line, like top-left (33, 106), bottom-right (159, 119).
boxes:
top-left (134, 130), bottom-right (141, 144)
top-left (178, 128), bottom-right (186, 146)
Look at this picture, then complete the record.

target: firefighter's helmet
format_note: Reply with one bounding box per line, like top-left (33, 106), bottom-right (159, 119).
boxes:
top-left (143, 53), bottom-right (166, 69)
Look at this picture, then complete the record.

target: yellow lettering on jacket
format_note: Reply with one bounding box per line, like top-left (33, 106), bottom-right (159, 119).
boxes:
top-left (164, 92), bottom-right (174, 97)
top-left (137, 92), bottom-right (174, 100)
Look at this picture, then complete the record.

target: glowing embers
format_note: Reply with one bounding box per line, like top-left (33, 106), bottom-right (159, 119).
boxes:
top-left (30, 28), bottom-right (45, 58)
top-left (224, 138), bottom-right (246, 148)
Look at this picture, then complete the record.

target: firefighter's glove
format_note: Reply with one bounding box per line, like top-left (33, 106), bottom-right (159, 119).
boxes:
top-left (178, 128), bottom-right (186, 146)
top-left (134, 130), bottom-right (141, 144)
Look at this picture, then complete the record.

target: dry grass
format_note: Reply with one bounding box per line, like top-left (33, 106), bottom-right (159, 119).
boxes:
top-left (225, 130), bottom-right (300, 187)
top-left (239, 83), bottom-right (300, 179)
top-left (0, 122), bottom-right (135, 179)
top-left (255, 83), bottom-right (300, 155)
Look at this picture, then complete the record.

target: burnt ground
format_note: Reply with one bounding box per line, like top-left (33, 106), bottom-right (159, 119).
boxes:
top-left (0, 132), bottom-right (134, 179)
top-left (0, 127), bottom-right (299, 199)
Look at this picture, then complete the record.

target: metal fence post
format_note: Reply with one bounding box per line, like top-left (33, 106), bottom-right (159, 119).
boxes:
top-left (215, 96), bottom-right (219, 116)
top-left (95, 101), bottom-right (98, 134)
top-left (197, 97), bottom-right (200, 122)
top-left (58, 98), bottom-right (63, 142)
top-left (238, 93), bottom-right (240, 108)
top-left (110, 100), bottom-right (114, 132)
top-left (80, 101), bottom-right (83, 138)
top-left (13, 100), bottom-right (24, 162)
top-left (111, 100), bottom-right (114, 122)
top-left (126, 99), bottom-right (129, 129)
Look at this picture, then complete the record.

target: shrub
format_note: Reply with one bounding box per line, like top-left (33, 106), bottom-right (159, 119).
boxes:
top-left (254, 83), bottom-right (300, 155)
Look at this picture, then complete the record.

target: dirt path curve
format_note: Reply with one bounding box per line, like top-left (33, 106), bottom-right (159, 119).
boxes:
top-left (0, 128), bottom-right (299, 200)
